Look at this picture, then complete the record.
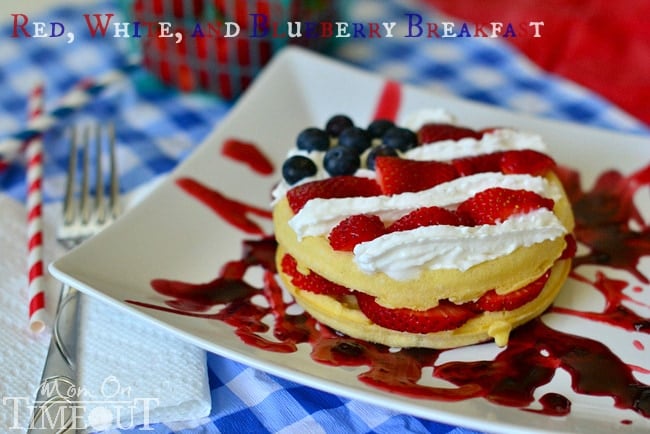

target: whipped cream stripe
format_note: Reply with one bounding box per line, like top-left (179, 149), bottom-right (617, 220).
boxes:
top-left (404, 129), bottom-right (547, 162)
top-left (353, 208), bottom-right (566, 280)
top-left (289, 172), bottom-right (564, 238)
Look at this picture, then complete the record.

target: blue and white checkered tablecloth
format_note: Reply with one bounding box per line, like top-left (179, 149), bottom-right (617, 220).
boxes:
top-left (1, 1), bottom-right (647, 433)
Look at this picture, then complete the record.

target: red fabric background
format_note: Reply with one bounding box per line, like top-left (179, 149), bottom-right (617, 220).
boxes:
top-left (424, 0), bottom-right (650, 126)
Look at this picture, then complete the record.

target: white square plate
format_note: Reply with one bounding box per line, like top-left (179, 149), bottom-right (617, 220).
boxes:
top-left (51, 46), bottom-right (650, 434)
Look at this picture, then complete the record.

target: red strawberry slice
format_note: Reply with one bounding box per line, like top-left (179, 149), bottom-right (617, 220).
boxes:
top-left (452, 152), bottom-right (504, 176)
top-left (356, 294), bottom-right (478, 334)
top-left (500, 149), bottom-right (556, 176)
top-left (476, 270), bottom-right (550, 311)
top-left (417, 123), bottom-right (483, 145)
top-left (328, 214), bottom-right (386, 251)
top-left (457, 187), bottom-right (555, 225)
top-left (280, 254), bottom-right (351, 296)
top-left (374, 156), bottom-right (459, 195)
top-left (286, 176), bottom-right (382, 213)
top-left (387, 206), bottom-right (462, 232)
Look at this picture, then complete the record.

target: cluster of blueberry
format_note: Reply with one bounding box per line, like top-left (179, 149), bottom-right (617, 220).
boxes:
top-left (281, 114), bottom-right (418, 185)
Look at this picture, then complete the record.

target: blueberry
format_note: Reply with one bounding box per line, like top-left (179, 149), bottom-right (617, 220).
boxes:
top-left (296, 127), bottom-right (330, 152)
top-left (324, 145), bottom-right (360, 176)
top-left (338, 127), bottom-right (372, 153)
top-left (367, 119), bottom-right (394, 139)
top-left (382, 126), bottom-right (417, 152)
top-left (325, 114), bottom-right (354, 137)
top-left (366, 144), bottom-right (399, 170)
top-left (282, 155), bottom-right (317, 185)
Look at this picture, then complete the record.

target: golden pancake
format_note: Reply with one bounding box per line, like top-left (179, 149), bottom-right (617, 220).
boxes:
top-left (273, 172), bottom-right (573, 309)
top-left (277, 245), bottom-right (571, 349)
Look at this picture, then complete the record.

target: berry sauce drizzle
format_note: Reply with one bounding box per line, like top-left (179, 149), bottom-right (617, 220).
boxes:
top-left (127, 162), bottom-right (650, 422)
top-left (221, 138), bottom-right (274, 175)
top-left (558, 165), bottom-right (650, 284)
top-left (372, 80), bottom-right (402, 121)
top-left (176, 177), bottom-right (271, 235)
top-left (125, 82), bottom-right (650, 423)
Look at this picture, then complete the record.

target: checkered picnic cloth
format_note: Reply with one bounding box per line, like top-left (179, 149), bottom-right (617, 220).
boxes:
top-left (1, 1), bottom-right (647, 433)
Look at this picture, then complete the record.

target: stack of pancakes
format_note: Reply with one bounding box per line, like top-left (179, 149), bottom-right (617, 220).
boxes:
top-left (273, 120), bottom-right (575, 349)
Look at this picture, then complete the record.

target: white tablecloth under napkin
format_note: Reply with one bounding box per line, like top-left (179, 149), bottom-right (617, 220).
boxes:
top-left (0, 181), bottom-right (211, 433)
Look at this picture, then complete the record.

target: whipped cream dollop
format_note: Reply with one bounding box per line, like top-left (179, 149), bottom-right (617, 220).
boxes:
top-left (353, 208), bottom-right (566, 280)
top-left (402, 108), bottom-right (456, 131)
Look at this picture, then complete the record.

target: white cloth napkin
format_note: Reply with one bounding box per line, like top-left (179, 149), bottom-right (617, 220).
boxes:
top-left (0, 181), bottom-right (211, 433)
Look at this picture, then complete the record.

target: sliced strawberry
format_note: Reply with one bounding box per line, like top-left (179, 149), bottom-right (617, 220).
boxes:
top-left (356, 294), bottom-right (478, 334)
top-left (500, 149), bottom-right (556, 176)
top-left (286, 176), bottom-right (382, 213)
top-left (374, 156), bottom-right (459, 195)
top-left (457, 187), bottom-right (555, 225)
top-left (280, 254), bottom-right (351, 296)
top-left (328, 214), bottom-right (386, 251)
top-left (452, 152), bottom-right (504, 176)
top-left (387, 206), bottom-right (462, 232)
top-left (476, 270), bottom-right (550, 311)
top-left (417, 123), bottom-right (483, 145)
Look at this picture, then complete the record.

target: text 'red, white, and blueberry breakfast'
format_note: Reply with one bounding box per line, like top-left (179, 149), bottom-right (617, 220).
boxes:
top-left (272, 110), bottom-right (576, 349)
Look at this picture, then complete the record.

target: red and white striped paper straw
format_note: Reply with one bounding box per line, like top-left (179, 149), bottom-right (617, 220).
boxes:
top-left (25, 84), bottom-right (47, 333)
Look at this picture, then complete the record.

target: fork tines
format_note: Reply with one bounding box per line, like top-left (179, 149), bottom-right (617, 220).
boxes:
top-left (58, 124), bottom-right (120, 246)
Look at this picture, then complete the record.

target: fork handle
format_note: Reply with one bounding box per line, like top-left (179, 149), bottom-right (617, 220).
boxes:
top-left (28, 286), bottom-right (82, 433)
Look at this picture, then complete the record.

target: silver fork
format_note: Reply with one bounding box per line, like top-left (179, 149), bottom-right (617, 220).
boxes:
top-left (29, 124), bottom-right (120, 434)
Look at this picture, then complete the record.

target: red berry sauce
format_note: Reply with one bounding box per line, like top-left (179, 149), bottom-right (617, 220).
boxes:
top-left (221, 138), bottom-right (274, 175)
top-left (125, 81), bottom-right (650, 424)
top-left (176, 177), bottom-right (271, 235)
top-left (127, 162), bottom-right (650, 422)
top-left (372, 80), bottom-right (402, 122)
